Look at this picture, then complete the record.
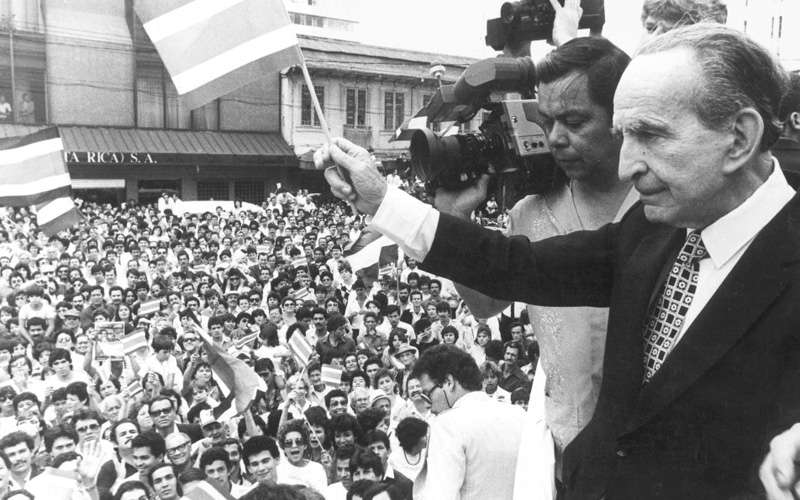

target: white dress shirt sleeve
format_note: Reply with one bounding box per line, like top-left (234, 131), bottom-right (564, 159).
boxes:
top-left (371, 186), bottom-right (440, 262)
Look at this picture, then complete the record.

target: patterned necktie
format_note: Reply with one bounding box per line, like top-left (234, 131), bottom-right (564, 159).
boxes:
top-left (642, 231), bottom-right (708, 383)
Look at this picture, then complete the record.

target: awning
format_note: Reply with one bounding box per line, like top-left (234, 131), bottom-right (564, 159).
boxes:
top-left (59, 126), bottom-right (297, 167)
top-left (59, 126), bottom-right (293, 156)
top-left (1, 124), bottom-right (297, 166)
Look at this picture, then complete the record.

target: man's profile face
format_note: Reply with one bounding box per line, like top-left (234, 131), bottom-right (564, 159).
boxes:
top-left (615, 49), bottom-right (732, 228)
top-left (538, 71), bottom-right (620, 185)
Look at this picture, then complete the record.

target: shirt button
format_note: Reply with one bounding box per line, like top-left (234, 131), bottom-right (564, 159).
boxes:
top-left (615, 448), bottom-right (628, 458)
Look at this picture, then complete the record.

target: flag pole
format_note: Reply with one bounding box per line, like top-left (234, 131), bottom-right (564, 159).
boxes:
top-left (299, 62), bottom-right (332, 142)
top-left (299, 60), bottom-right (360, 213)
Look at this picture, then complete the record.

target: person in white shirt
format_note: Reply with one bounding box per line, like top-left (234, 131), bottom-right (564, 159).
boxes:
top-left (275, 419), bottom-right (328, 493)
top-left (138, 335), bottom-right (183, 394)
top-left (406, 345), bottom-right (524, 499)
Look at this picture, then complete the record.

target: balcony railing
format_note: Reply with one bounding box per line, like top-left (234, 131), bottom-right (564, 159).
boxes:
top-left (343, 125), bottom-right (372, 149)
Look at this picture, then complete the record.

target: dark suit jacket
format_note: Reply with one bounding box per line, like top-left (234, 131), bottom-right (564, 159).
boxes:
top-left (421, 197), bottom-right (800, 500)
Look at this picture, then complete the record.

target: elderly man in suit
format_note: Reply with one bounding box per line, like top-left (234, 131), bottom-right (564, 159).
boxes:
top-left (316, 24), bottom-right (798, 499)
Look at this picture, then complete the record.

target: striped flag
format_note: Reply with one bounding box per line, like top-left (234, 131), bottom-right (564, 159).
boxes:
top-left (126, 379), bottom-right (143, 399)
top-left (234, 331), bottom-right (259, 349)
top-left (135, 0), bottom-right (304, 110)
top-left (344, 228), bottom-right (401, 289)
top-left (292, 255), bottom-right (309, 269)
top-left (0, 128), bottom-right (80, 235)
top-left (122, 329), bottom-right (149, 355)
top-left (321, 364), bottom-right (343, 388)
top-left (138, 299), bottom-right (161, 316)
top-left (288, 331), bottom-right (313, 368)
top-left (201, 330), bottom-right (266, 415)
top-left (184, 480), bottom-right (236, 500)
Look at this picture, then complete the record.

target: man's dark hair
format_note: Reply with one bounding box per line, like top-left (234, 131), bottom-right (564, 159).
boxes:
top-left (113, 481), bottom-right (149, 500)
top-left (639, 24), bottom-right (788, 150)
top-left (324, 389), bottom-right (347, 408)
top-left (143, 462), bottom-right (180, 493)
top-left (240, 484), bottom-right (305, 500)
top-left (110, 419), bottom-right (139, 444)
top-left (349, 448), bottom-right (384, 477)
top-left (363, 429), bottom-right (390, 450)
top-left (199, 446), bottom-right (231, 471)
top-left (536, 36), bottom-right (631, 117)
top-left (484, 339), bottom-right (505, 362)
top-left (411, 344), bottom-right (482, 391)
top-left (65, 381), bottom-right (89, 404)
top-left (49, 347), bottom-right (72, 367)
top-left (0, 431), bottom-right (34, 453)
top-left (242, 435), bottom-right (280, 462)
top-left (356, 408), bottom-right (386, 434)
top-left (43, 425), bottom-right (78, 453)
top-left (12, 392), bottom-right (38, 414)
top-left (395, 417), bottom-right (429, 452)
top-left (131, 431), bottom-right (166, 457)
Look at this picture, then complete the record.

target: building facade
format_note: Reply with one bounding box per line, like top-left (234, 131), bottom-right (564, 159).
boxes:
top-left (726, 0), bottom-right (800, 71)
top-left (0, 0), bottom-right (477, 205)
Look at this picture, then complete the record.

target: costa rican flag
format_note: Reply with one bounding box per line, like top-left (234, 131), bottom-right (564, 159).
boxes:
top-left (138, 299), bottom-right (161, 316)
top-left (321, 364), bottom-right (343, 388)
top-left (0, 128), bottom-right (80, 235)
top-left (122, 329), bottom-right (149, 355)
top-left (288, 331), bottom-right (313, 368)
top-left (135, 0), bottom-right (304, 110)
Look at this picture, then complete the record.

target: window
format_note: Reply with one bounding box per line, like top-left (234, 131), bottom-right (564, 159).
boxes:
top-left (301, 85), bottom-right (324, 127)
top-left (384, 91), bottom-right (405, 130)
top-left (234, 181), bottom-right (265, 204)
top-left (197, 180), bottom-right (229, 200)
top-left (345, 88), bottom-right (367, 127)
top-left (136, 65), bottom-right (219, 130)
top-left (422, 94), bottom-right (433, 108)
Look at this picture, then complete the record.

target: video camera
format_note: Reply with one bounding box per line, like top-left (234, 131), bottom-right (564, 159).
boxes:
top-left (409, 57), bottom-right (559, 193)
top-left (407, 0), bottom-right (604, 194)
top-left (487, 0), bottom-right (605, 50)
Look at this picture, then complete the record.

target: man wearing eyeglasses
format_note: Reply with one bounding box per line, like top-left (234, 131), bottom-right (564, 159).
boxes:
top-left (163, 432), bottom-right (193, 474)
top-left (411, 345), bottom-right (523, 500)
top-left (147, 396), bottom-right (202, 443)
top-left (72, 409), bottom-right (115, 463)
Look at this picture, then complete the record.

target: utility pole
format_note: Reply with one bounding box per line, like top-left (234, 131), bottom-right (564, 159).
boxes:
top-left (8, 14), bottom-right (17, 122)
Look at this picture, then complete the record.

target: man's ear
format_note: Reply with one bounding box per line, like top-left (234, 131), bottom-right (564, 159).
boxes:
top-left (722, 107), bottom-right (764, 175)
top-left (790, 111), bottom-right (800, 131)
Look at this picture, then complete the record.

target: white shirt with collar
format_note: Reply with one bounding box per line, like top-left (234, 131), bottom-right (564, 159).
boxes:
top-left (415, 391), bottom-right (524, 500)
top-left (677, 162), bottom-right (794, 345)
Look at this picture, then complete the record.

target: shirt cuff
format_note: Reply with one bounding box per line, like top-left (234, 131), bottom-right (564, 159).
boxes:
top-left (370, 186), bottom-right (439, 262)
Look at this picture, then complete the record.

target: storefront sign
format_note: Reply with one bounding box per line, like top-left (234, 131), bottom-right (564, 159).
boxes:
top-left (64, 151), bottom-right (158, 164)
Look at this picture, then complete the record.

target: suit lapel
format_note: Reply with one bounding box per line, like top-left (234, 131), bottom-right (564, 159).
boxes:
top-left (627, 198), bottom-right (800, 433)
top-left (601, 223), bottom-right (683, 417)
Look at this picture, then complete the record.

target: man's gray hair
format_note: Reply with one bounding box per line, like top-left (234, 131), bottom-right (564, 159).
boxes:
top-left (641, 0), bottom-right (727, 25)
top-left (637, 24), bottom-right (788, 151)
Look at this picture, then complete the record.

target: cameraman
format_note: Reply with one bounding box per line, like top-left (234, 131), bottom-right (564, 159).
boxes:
top-left (438, 37), bottom-right (635, 478)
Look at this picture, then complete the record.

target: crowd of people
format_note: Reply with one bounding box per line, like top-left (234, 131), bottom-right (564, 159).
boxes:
top-left (0, 172), bottom-right (536, 500)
